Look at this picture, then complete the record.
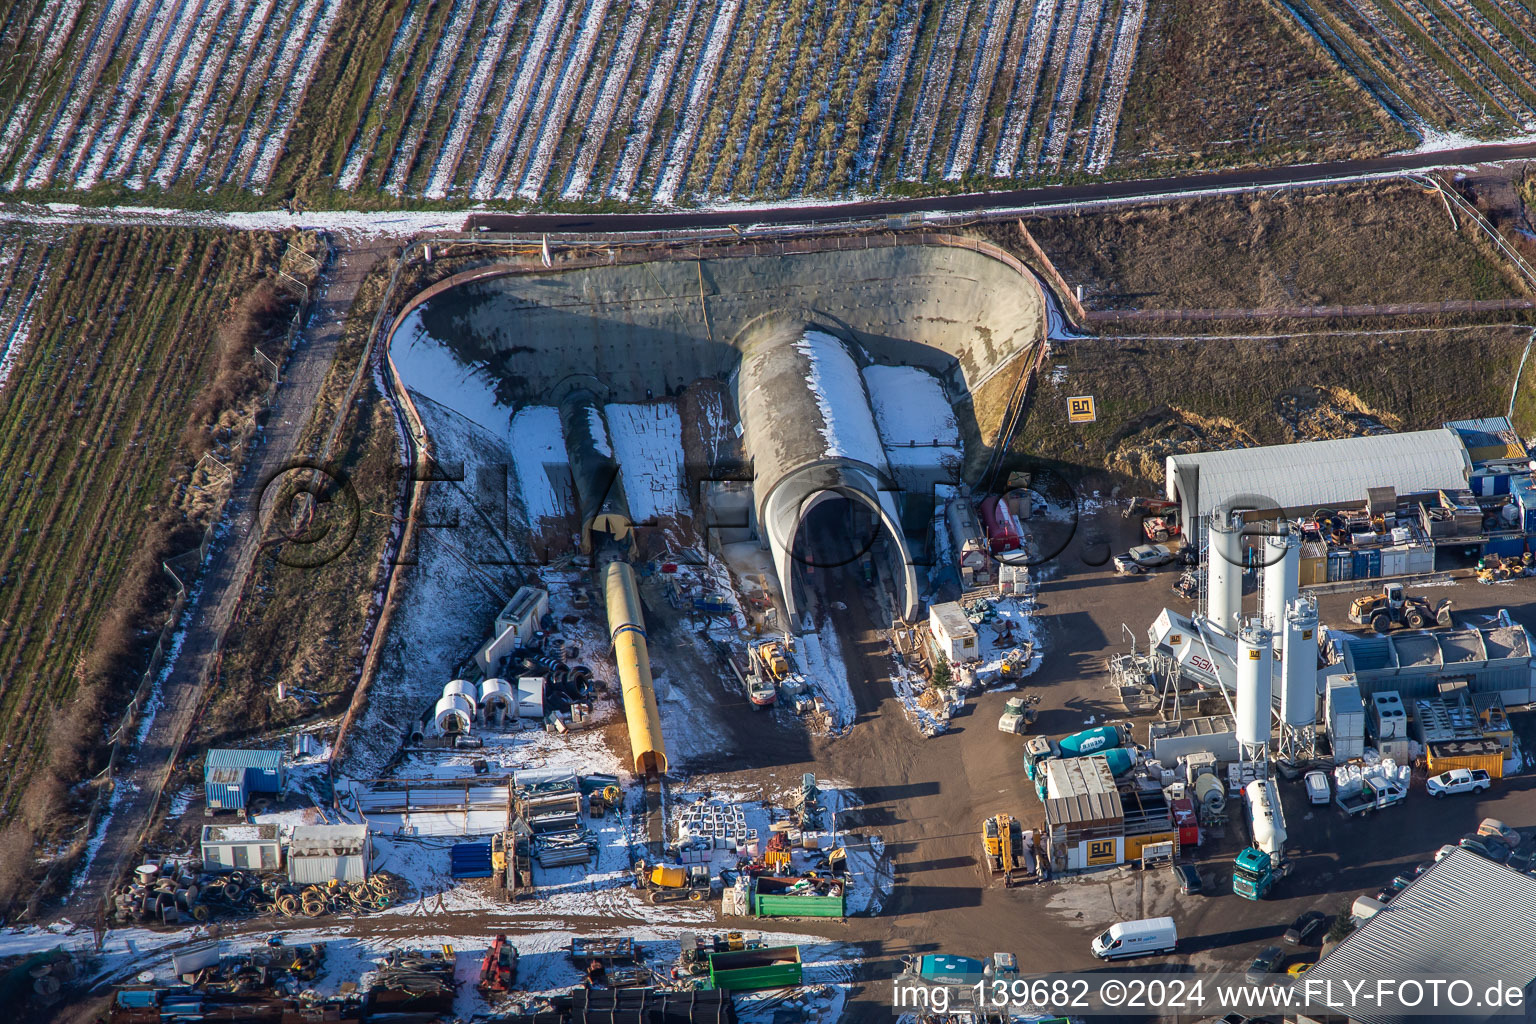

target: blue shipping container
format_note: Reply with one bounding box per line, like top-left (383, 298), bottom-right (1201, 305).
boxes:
top-left (1352, 551), bottom-right (1370, 580)
top-left (1484, 536), bottom-right (1528, 558)
top-left (204, 749), bottom-right (285, 794)
top-left (205, 766), bottom-right (248, 811)
top-left (1367, 550), bottom-right (1382, 577)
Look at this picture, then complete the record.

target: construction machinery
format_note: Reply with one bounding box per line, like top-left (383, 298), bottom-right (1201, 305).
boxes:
top-left (635, 861), bottom-right (712, 904)
top-left (588, 784), bottom-right (621, 818)
top-left (477, 934), bottom-right (518, 994)
top-left (1125, 498), bottom-right (1181, 542)
top-left (979, 814), bottom-right (1027, 886)
top-left (1021, 725), bottom-right (1129, 780)
top-left (1348, 583), bottom-right (1452, 633)
top-left (997, 695), bottom-right (1038, 735)
top-left (763, 830), bottom-right (794, 873)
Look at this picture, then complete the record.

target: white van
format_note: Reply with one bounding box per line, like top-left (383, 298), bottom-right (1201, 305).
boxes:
top-left (1091, 917), bottom-right (1178, 959)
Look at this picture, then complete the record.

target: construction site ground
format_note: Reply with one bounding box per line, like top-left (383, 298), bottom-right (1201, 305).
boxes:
top-left (60, 499), bottom-right (1536, 1024)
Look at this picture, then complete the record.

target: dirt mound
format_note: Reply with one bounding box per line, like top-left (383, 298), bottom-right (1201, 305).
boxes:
top-left (1108, 408), bottom-right (1259, 482)
top-left (1275, 386), bottom-right (1398, 441)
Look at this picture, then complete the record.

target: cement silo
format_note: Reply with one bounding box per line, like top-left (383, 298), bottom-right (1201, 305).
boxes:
top-left (1278, 598), bottom-right (1319, 760)
top-left (1261, 530), bottom-right (1300, 641)
top-left (1205, 509), bottom-right (1243, 633)
top-left (1235, 621), bottom-right (1273, 762)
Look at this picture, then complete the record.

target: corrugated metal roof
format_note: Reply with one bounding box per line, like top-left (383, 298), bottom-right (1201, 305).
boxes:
top-left (1044, 756), bottom-right (1122, 825)
top-left (1167, 429), bottom-right (1470, 523)
top-left (205, 748), bottom-right (284, 771)
top-left (1307, 848), bottom-right (1536, 1023)
top-left (289, 824), bottom-right (369, 857)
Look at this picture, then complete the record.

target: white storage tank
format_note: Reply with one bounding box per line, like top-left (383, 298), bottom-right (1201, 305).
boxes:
top-left (1235, 621), bottom-right (1273, 752)
top-left (1262, 531), bottom-right (1300, 640)
top-left (1206, 509), bottom-right (1243, 633)
top-left (480, 678), bottom-right (515, 723)
top-left (434, 694), bottom-right (475, 734)
top-left (1280, 598), bottom-right (1318, 727)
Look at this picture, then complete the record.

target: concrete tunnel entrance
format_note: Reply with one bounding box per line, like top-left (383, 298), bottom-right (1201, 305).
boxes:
top-left (788, 489), bottom-right (905, 623)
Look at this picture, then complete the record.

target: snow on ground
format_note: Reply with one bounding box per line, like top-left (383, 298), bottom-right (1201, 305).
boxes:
top-left (0, 203), bottom-right (469, 237)
top-left (796, 329), bottom-right (885, 464)
top-left (389, 306), bottom-right (511, 437)
top-left (604, 402), bottom-right (689, 520)
top-left (861, 363), bottom-right (961, 467)
top-left (796, 612), bottom-right (857, 732)
top-left (508, 405), bottom-right (571, 529)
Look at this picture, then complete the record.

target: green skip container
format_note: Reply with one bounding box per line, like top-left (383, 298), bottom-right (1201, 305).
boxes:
top-left (707, 945), bottom-right (803, 991)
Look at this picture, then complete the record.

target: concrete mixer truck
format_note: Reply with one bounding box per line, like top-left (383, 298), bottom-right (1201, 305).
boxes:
top-left (1022, 725), bottom-right (1132, 781)
top-left (1233, 778), bottom-right (1287, 900)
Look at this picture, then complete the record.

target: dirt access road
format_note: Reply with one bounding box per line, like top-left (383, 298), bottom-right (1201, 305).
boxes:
top-left (53, 237), bottom-right (397, 926)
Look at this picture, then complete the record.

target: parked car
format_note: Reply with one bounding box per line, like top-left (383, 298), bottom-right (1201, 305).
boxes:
top-left (1458, 833), bottom-right (1512, 863)
top-left (1434, 844), bottom-right (1459, 862)
top-left (1128, 543), bottom-right (1177, 568)
top-left (1245, 945), bottom-right (1286, 985)
top-left (1375, 877), bottom-right (1409, 903)
top-left (1478, 818), bottom-right (1522, 847)
top-left (1508, 845), bottom-right (1536, 873)
top-left (1171, 862), bottom-right (1202, 895)
top-left (1283, 909), bottom-right (1327, 945)
top-left (1287, 960), bottom-right (1315, 979)
top-left (1304, 771), bottom-right (1330, 805)
top-left (1426, 768), bottom-right (1492, 798)
top-left (1112, 553), bottom-right (1141, 575)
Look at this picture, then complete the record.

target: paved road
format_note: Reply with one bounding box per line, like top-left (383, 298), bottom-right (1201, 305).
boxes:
top-left (55, 240), bottom-right (392, 925)
top-left (468, 141), bottom-right (1536, 234)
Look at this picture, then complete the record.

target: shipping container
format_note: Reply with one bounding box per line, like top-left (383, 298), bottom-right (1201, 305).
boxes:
top-left (1406, 545), bottom-right (1435, 575)
top-left (1352, 551), bottom-right (1371, 580)
top-left (1484, 536), bottom-right (1528, 558)
top-left (1381, 547), bottom-right (1408, 578)
top-left (1424, 751), bottom-right (1504, 779)
top-left (204, 766), bottom-right (247, 812)
top-left (1367, 549), bottom-right (1381, 577)
top-left (1299, 541), bottom-right (1328, 586)
top-left (1510, 476), bottom-right (1536, 532)
top-left (204, 748), bottom-right (285, 796)
top-left (751, 877), bottom-right (846, 918)
top-left (708, 946), bottom-right (804, 991)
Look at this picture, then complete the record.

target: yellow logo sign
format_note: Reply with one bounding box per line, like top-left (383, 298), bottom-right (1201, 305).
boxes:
top-left (1087, 839), bottom-right (1117, 865)
top-left (1303, 629), bottom-right (1314, 640)
top-left (1067, 395), bottom-right (1096, 423)
top-left (1169, 633), bottom-right (1182, 645)
top-left (1248, 649), bottom-right (1261, 660)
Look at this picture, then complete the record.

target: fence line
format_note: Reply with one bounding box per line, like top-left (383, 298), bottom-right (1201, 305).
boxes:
top-left (69, 245), bottom-right (324, 929)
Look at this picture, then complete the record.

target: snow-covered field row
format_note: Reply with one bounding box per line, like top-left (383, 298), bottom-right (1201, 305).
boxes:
top-left (0, 0), bottom-right (1164, 202)
top-left (0, 234), bottom-right (56, 394)
top-left (1291, 0), bottom-right (1536, 132)
top-left (0, 0), bottom-right (339, 193)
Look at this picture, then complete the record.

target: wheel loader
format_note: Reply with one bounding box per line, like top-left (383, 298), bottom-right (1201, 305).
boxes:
top-left (1348, 582), bottom-right (1452, 633)
top-left (978, 813), bottom-right (1028, 887)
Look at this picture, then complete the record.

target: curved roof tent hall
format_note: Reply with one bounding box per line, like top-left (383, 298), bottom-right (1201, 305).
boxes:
top-left (735, 319), bottom-right (920, 623)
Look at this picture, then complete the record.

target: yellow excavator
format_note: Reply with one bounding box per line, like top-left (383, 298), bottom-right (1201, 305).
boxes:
top-left (1348, 582), bottom-right (1452, 633)
top-left (979, 813), bottom-right (1026, 887)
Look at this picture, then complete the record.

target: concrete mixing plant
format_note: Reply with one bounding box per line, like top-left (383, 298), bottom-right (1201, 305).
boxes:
top-left (1277, 597), bottom-right (1319, 761)
top-left (1235, 621), bottom-right (1274, 765)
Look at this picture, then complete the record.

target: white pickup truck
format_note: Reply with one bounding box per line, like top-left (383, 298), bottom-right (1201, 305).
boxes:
top-left (1336, 777), bottom-right (1408, 816)
top-left (1427, 768), bottom-right (1492, 798)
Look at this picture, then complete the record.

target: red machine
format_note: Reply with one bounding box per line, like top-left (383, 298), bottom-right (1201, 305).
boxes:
top-left (979, 495), bottom-right (1021, 552)
top-left (478, 934), bottom-right (519, 994)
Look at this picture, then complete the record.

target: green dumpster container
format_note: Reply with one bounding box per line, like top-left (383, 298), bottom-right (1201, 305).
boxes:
top-left (707, 945), bottom-right (803, 991)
